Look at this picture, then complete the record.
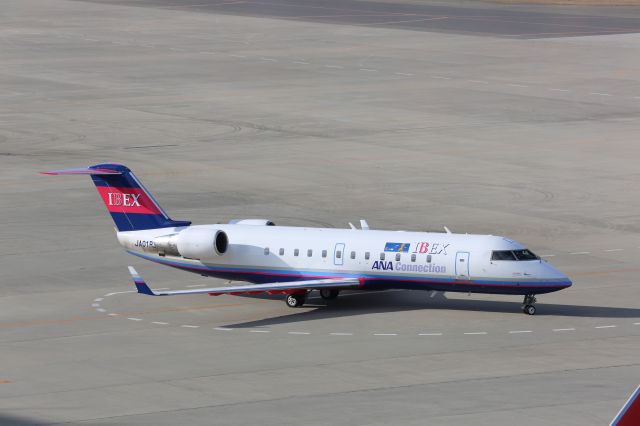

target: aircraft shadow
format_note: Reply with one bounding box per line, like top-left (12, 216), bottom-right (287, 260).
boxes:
top-left (0, 414), bottom-right (47, 426)
top-left (226, 290), bottom-right (640, 328)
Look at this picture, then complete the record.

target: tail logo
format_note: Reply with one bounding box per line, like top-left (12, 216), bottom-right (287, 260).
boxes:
top-left (108, 192), bottom-right (141, 207)
top-left (96, 186), bottom-right (162, 215)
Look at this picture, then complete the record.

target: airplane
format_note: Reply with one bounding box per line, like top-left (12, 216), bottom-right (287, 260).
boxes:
top-left (41, 163), bottom-right (572, 315)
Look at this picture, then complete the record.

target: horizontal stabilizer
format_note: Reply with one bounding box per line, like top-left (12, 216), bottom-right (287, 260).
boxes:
top-left (40, 167), bottom-right (122, 175)
top-left (127, 267), bottom-right (360, 296)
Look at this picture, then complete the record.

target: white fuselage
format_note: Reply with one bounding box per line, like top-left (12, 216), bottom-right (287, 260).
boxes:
top-left (117, 224), bottom-right (572, 296)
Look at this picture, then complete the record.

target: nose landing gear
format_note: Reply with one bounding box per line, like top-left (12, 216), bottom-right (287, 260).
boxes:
top-left (522, 294), bottom-right (537, 315)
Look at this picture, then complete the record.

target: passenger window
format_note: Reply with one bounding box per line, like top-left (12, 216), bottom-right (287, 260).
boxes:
top-left (279, 248), bottom-right (284, 256)
top-left (365, 252), bottom-right (370, 260)
top-left (322, 250), bottom-right (327, 258)
top-left (307, 249), bottom-right (313, 257)
top-left (294, 249), bottom-right (299, 257)
top-left (395, 253), bottom-right (401, 261)
top-left (411, 253), bottom-right (416, 262)
top-left (336, 251), bottom-right (342, 259)
top-left (380, 253), bottom-right (385, 261)
top-left (426, 255), bottom-right (432, 263)
top-left (264, 247), bottom-right (270, 255)
top-left (350, 251), bottom-right (356, 259)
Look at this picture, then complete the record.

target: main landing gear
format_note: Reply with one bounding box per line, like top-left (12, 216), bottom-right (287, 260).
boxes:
top-left (319, 289), bottom-right (340, 300)
top-left (285, 292), bottom-right (307, 308)
top-left (522, 294), bottom-right (537, 315)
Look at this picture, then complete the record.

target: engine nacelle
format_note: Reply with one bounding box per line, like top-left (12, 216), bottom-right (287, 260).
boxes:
top-left (228, 218), bottom-right (275, 226)
top-left (154, 228), bottom-right (228, 259)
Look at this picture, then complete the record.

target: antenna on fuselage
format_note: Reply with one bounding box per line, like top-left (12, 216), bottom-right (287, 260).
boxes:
top-left (348, 222), bottom-right (356, 230)
top-left (360, 219), bottom-right (370, 230)
top-left (444, 226), bottom-right (452, 234)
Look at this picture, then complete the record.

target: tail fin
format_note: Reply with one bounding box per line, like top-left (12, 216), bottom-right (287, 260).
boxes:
top-left (40, 163), bottom-right (191, 231)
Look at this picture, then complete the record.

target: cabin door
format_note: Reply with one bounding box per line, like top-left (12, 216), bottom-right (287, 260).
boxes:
top-left (455, 252), bottom-right (470, 279)
top-left (334, 243), bottom-right (345, 266)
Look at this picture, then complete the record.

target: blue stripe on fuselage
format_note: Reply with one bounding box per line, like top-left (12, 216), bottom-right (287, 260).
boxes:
top-left (127, 250), bottom-right (571, 295)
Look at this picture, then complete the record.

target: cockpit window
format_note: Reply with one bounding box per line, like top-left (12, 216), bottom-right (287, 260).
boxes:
top-left (513, 249), bottom-right (539, 260)
top-left (491, 249), bottom-right (539, 261)
top-left (491, 250), bottom-right (517, 261)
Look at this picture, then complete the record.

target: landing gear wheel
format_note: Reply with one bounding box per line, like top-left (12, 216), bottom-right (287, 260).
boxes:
top-left (286, 293), bottom-right (306, 308)
top-left (319, 289), bottom-right (340, 300)
top-left (521, 294), bottom-right (537, 315)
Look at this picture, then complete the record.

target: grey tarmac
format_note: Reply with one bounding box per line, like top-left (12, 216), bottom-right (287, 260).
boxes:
top-left (0, 0), bottom-right (639, 425)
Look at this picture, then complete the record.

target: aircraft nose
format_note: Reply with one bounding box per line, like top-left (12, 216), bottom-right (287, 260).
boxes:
top-left (544, 263), bottom-right (572, 287)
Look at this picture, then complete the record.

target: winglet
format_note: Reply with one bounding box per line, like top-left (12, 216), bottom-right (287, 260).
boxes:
top-left (611, 385), bottom-right (640, 426)
top-left (128, 266), bottom-right (156, 296)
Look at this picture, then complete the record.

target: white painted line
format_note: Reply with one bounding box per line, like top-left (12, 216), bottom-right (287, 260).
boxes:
top-left (229, 54), bottom-right (246, 58)
top-left (324, 65), bottom-right (343, 69)
top-left (541, 254), bottom-right (555, 258)
top-left (429, 291), bottom-right (437, 298)
top-left (169, 47), bottom-right (184, 51)
top-left (570, 251), bottom-right (590, 255)
top-left (467, 80), bottom-right (488, 84)
top-left (549, 88), bottom-right (569, 92)
top-left (85, 38), bottom-right (99, 42)
top-left (96, 308), bottom-right (106, 313)
top-left (152, 321), bottom-right (169, 325)
top-left (292, 61), bottom-right (309, 65)
top-left (199, 51), bottom-right (216, 55)
top-left (634, 322), bottom-right (640, 325)
top-left (590, 92), bottom-right (612, 96)
top-left (153, 288), bottom-right (170, 291)
top-left (127, 318), bottom-right (143, 321)
top-left (181, 325), bottom-right (200, 328)
top-left (187, 284), bottom-right (205, 288)
top-left (105, 290), bottom-right (136, 296)
top-left (604, 249), bottom-right (623, 252)
top-left (94, 298), bottom-right (103, 302)
top-left (431, 76), bottom-right (450, 80)
top-left (260, 57), bottom-right (277, 62)
top-left (373, 333), bottom-right (397, 336)
top-left (249, 330), bottom-right (271, 333)
top-left (507, 83), bottom-right (528, 87)
top-left (288, 332), bottom-right (310, 335)
top-left (214, 327), bottom-right (233, 331)
top-left (91, 303), bottom-right (100, 307)
top-left (394, 72), bottom-right (414, 76)
top-left (595, 325), bottom-right (616, 329)
top-left (509, 330), bottom-right (532, 334)
top-left (330, 332), bottom-right (353, 336)
top-left (418, 333), bottom-right (443, 336)
top-left (553, 328), bottom-right (575, 332)
top-left (464, 332), bottom-right (488, 335)
top-left (359, 68), bottom-right (378, 72)
top-left (108, 313), bottom-right (119, 317)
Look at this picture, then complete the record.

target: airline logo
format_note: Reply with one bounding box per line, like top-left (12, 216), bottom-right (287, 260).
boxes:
top-left (96, 187), bottom-right (162, 215)
top-left (384, 242), bottom-right (410, 253)
top-left (108, 192), bottom-right (141, 207)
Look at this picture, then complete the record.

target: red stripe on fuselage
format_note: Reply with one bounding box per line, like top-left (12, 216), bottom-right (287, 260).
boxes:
top-left (96, 186), bottom-right (161, 215)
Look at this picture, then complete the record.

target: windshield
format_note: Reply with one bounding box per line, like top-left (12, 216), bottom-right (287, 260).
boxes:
top-left (491, 249), bottom-right (539, 261)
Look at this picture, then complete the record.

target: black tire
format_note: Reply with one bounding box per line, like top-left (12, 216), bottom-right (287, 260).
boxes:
top-left (524, 305), bottom-right (536, 315)
top-left (319, 289), bottom-right (340, 300)
top-left (286, 294), bottom-right (305, 308)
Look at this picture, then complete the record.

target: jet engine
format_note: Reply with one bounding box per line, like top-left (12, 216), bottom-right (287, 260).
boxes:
top-left (154, 227), bottom-right (228, 259)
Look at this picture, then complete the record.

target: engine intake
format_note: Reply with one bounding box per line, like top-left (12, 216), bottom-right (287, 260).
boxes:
top-left (154, 228), bottom-right (228, 259)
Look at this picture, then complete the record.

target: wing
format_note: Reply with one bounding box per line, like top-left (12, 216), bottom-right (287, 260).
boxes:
top-left (128, 266), bottom-right (361, 296)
